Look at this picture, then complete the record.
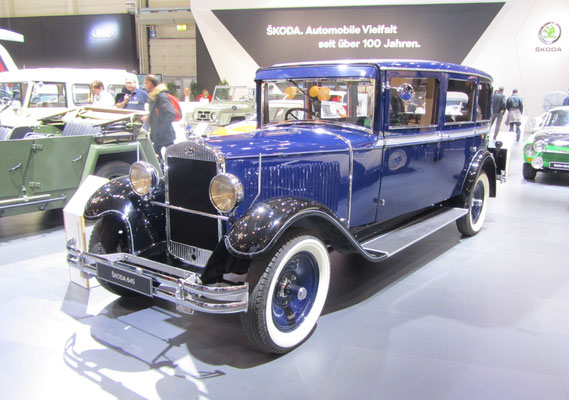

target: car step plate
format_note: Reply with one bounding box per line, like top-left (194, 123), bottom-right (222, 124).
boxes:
top-left (362, 207), bottom-right (468, 258)
top-left (97, 263), bottom-right (153, 296)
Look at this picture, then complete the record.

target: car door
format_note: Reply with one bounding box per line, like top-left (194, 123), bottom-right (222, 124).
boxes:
top-left (376, 70), bottom-right (443, 223)
top-left (0, 138), bottom-right (35, 203)
top-left (29, 135), bottom-right (92, 196)
top-left (438, 75), bottom-right (482, 199)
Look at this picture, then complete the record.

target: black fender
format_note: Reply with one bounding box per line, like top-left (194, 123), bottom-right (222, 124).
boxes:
top-left (456, 150), bottom-right (497, 208)
top-left (223, 197), bottom-right (385, 261)
top-left (84, 176), bottom-right (166, 254)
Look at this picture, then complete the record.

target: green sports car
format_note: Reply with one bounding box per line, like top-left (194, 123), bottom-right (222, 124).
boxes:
top-left (523, 106), bottom-right (569, 180)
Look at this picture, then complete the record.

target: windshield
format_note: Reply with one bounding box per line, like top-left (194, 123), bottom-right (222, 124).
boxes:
top-left (261, 78), bottom-right (374, 129)
top-left (212, 86), bottom-right (253, 102)
top-left (0, 82), bottom-right (27, 104)
top-left (29, 81), bottom-right (67, 108)
top-left (543, 109), bottom-right (569, 128)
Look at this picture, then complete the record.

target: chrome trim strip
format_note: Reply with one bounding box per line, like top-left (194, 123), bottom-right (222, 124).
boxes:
top-left (250, 153), bottom-right (263, 206)
top-left (0, 194), bottom-right (65, 207)
top-left (151, 201), bottom-right (230, 221)
top-left (444, 121), bottom-right (476, 127)
top-left (385, 133), bottom-right (440, 147)
top-left (326, 131), bottom-right (354, 226)
top-left (66, 239), bottom-right (248, 314)
top-left (546, 149), bottom-right (569, 154)
top-left (388, 124), bottom-right (438, 131)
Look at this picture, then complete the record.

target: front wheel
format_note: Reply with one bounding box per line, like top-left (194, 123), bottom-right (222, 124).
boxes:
top-left (241, 231), bottom-right (330, 354)
top-left (456, 171), bottom-right (490, 237)
top-left (522, 163), bottom-right (537, 180)
top-left (89, 218), bottom-right (141, 297)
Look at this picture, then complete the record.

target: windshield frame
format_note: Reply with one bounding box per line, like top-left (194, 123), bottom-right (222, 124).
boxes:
top-left (543, 109), bottom-right (569, 128)
top-left (260, 77), bottom-right (375, 133)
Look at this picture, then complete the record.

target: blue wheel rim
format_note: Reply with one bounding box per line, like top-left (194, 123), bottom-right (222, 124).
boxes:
top-left (471, 179), bottom-right (485, 223)
top-left (272, 251), bottom-right (319, 332)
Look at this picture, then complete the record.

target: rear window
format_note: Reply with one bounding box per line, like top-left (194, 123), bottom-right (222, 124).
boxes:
top-left (445, 79), bottom-right (475, 124)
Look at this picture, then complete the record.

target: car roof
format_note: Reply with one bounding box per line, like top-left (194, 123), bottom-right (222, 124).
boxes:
top-left (263, 59), bottom-right (492, 80)
top-left (0, 68), bottom-right (129, 83)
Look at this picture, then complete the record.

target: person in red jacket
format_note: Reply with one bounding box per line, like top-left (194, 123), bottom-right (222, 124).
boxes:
top-left (197, 88), bottom-right (212, 102)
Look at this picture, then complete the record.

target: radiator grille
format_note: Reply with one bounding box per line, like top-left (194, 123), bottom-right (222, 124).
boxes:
top-left (165, 141), bottom-right (221, 260)
top-left (195, 110), bottom-right (212, 122)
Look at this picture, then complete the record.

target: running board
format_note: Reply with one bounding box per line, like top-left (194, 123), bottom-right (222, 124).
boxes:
top-left (361, 207), bottom-right (468, 258)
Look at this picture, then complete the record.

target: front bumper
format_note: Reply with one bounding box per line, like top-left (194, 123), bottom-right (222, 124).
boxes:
top-left (66, 239), bottom-right (248, 314)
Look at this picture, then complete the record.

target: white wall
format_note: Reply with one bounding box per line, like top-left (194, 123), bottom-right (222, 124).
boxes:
top-left (464, 0), bottom-right (569, 119)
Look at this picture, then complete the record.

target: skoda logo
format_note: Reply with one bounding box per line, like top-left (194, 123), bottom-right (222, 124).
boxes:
top-left (538, 22), bottom-right (562, 44)
top-left (184, 147), bottom-right (195, 155)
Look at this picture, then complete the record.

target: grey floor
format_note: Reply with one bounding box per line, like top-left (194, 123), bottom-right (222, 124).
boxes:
top-left (1, 137), bottom-right (569, 400)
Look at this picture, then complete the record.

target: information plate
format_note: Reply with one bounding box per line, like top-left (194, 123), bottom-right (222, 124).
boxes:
top-left (97, 263), bottom-right (153, 296)
top-left (549, 162), bottom-right (569, 171)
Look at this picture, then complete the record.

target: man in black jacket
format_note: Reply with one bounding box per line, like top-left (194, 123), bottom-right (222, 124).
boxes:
top-left (143, 74), bottom-right (176, 159)
top-left (490, 86), bottom-right (506, 140)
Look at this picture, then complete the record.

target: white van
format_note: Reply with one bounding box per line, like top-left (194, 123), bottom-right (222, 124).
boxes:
top-left (0, 68), bottom-right (131, 126)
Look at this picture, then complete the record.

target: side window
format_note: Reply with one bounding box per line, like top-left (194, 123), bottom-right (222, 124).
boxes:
top-left (445, 79), bottom-right (475, 124)
top-left (72, 84), bottom-right (91, 105)
top-left (477, 81), bottom-right (492, 121)
top-left (389, 77), bottom-right (438, 128)
top-left (28, 82), bottom-right (67, 108)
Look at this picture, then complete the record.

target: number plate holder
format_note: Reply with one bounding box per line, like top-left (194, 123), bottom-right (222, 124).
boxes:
top-left (97, 263), bottom-right (153, 297)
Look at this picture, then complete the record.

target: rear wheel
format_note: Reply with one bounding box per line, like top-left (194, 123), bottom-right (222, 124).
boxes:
top-left (522, 163), bottom-right (537, 180)
top-left (89, 218), bottom-right (140, 297)
top-left (241, 231), bottom-right (330, 354)
top-left (457, 171), bottom-right (489, 237)
top-left (94, 160), bottom-right (131, 180)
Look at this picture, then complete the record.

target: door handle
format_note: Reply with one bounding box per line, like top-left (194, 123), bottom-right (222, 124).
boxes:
top-left (71, 155), bottom-right (83, 163)
top-left (9, 163), bottom-right (22, 173)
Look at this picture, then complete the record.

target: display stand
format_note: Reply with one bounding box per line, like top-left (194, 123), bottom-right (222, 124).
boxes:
top-left (63, 175), bottom-right (109, 289)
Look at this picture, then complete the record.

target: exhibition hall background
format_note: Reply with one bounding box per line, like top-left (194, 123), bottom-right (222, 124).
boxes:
top-left (1, 0), bottom-right (568, 118)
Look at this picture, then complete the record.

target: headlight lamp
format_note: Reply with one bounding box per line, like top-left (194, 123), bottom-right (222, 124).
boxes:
top-left (129, 161), bottom-right (159, 196)
top-left (524, 143), bottom-right (536, 157)
top-left (533, 140), bottom-right (546, 153)
top-left (192, 111), bottom-right (199, 120)
top-left (209, 173), bottom-right (244, 213)
top-left (211, 112), bottom-right (218, 122)
top-left (531, 156), bottom-right (544, 169)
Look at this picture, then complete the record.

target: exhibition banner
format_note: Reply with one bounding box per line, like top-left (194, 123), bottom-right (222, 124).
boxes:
top-left (212, 3), bottom-right (505, 66)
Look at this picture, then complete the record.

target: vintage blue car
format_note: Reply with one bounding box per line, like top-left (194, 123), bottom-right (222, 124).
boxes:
top-left (67, 60), bottom-right (498, 354)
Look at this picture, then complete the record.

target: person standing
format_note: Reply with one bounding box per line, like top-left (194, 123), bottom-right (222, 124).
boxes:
top-left (115, 74), bottom-right (149, 111)
top-left (197, 88), bottom-right (212, 102)
top-left (90, 80), bottom-right (115, 108)
top-left (143, 74), bottom-right (176, 159)
top-left (182, 87), bottom-right (191, 102)
top-left (506, 88), bottom-right (524, 141)
top-left (490, 86), bottom-right (506, 140)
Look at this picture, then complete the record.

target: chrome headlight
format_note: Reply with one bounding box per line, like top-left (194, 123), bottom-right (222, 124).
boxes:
top-left (209, 173), bottom-right (244, 213)
top-left (211, 112), bottom-right (218, 122)
top-left (524, 143), bottom-right (536, 157)
top-left (533, 140), bottom-right (546, 153)
top-left (192, 111), bottom-right (199, 120)
top-left (531, 156), bottom-right (544, 169)
top-left (129, 161), bottom-right (159, 196)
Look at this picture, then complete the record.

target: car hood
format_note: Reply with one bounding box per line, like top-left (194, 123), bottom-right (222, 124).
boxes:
top-left (205, 123), bottom-right (376, 158)
top-left (534, 129), bottom-right (569, 148)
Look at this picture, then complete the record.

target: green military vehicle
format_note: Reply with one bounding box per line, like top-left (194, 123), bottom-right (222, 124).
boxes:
top-left (187, 85), bottom-right (255, 137)
top-left (0, 107), bottom-right (161, 217)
